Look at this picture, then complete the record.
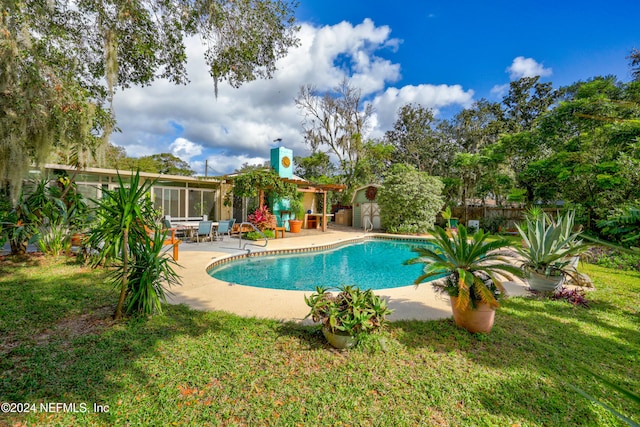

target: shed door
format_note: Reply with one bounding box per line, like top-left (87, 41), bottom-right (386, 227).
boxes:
top-left (361, 203), bottom-right (381, 230)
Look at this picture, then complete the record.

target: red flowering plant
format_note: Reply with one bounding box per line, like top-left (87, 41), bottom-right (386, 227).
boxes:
top-left (248, 205), bottom-right (275, 231)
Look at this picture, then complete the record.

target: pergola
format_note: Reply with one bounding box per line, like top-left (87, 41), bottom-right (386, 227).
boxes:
top-left (222, 171), bottom-right (346, 232)
top-left (281, 178), bottom-right (347, 231)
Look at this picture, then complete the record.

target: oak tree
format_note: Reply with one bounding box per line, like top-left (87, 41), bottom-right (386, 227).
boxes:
top-left (1, 0), bottom-right (299, 201)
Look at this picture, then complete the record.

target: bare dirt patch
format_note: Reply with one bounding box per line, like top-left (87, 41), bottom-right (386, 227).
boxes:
top-left (34, 306), bottom-right (116, 346)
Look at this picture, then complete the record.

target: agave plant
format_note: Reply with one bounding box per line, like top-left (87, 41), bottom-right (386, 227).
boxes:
top-left (515, 211), bottom-right (587, 277)
top-left (407, 225), bottom-right (524, 311)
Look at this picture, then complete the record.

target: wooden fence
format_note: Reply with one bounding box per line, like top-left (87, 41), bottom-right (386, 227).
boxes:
top-left (445, 207), bottom-right (562, 231)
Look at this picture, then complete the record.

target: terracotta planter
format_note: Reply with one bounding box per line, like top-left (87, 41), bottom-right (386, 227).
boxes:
top-left (527, 270), bottom-right (564, 292)
top-left (289, 219), bottom-right (302, 233)
top-left (450, 296), bottom-right (496, 334)
top-left (71, 233), bottom-right (85, 247)
top-left (322, 326), bottom-right (357, 349)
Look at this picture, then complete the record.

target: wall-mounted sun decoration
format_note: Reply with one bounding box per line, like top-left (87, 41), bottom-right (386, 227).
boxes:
top-left (365, 186), bottom-right (377, 201)
top-left (282, 156), bottom-right (291, 168)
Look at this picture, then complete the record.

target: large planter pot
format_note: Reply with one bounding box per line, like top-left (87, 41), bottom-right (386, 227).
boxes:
top-left (450, 296), bottom-right (496, 334)
top-left (289, 219), bottom-right (302, 233)
top-left (527, 270), bottom-right (564, 292)
top-left (322, 326), bottom-right (357, 349)
top-left (71, 233), bottom-right (85, 247)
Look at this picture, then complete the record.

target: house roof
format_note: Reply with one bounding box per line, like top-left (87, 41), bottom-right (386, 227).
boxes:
top-left (44, 164), bottom-right (222, 184)
top-left (350, 184), bottom-right (382, 204)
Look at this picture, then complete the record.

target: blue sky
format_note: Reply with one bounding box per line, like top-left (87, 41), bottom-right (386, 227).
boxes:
top-left (110, 0), bottom-right (639, 175)
top-left (299, 0), bottom-right (638, 98)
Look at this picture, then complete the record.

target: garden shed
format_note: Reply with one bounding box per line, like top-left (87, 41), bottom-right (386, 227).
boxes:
top-left (351, 184), bottom-right (382, 230)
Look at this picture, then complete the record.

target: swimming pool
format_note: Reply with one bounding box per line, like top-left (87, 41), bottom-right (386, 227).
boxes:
top-left (208, 239), bottom-right (436, 291)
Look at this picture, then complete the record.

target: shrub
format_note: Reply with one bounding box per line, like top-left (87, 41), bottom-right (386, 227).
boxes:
top-left (587, 246), bottom-right (640, 272)
top-left (245, 230), bottom-right (275, 240)
top-left (480, 215), bottom-right (507, 233)
top-left (597, 202), bottom-right (640, 248)
top-left (304, 285), bottom-right (393, 337)
top-left (247, 205), bottom-right (275, 231)
top-left (377, 164), bottom-right (444, 234)
top-left (406, 225), bottom-right (524, 310)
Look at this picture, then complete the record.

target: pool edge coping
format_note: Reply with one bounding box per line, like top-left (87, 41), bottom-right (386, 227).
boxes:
top-left (204, 233), bottom-right (434, 277)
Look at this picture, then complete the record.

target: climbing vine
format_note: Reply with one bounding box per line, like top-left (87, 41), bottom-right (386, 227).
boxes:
top-left (224, 169), bottom-right (298, 207)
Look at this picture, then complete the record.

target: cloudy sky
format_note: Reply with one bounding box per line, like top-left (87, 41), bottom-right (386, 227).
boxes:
top-left (111, 0), bottom-right (640, 175)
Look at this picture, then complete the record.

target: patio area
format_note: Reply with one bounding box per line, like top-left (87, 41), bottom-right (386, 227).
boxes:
top-left (168, 223), bottom-right (530, 322)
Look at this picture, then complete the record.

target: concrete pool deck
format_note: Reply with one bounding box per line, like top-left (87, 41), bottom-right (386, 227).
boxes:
top-left (168, 224), bottom-right (530, 323)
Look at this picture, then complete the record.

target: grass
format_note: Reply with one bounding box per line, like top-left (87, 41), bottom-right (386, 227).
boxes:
top-left (0, 256), bottom-right (639, 426)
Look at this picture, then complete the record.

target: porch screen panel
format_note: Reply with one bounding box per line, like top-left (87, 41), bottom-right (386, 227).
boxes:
top-left (153, 188), bottom-right (163, 213)
top-left (188, 190), bottom-right (200, 217)
top-left (202, 191), bottom-right (216, 220)
top-left (165, 189), bottom-right (180, 217)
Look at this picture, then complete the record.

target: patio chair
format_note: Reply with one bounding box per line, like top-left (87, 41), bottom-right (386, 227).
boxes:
top-left (228, 218), bottom-right (236, 235)
top-left (164, 217), bottom-right (186, 240)
top-left (214, 219), bottom-right (233, 241)
top-left (195, 220), bottom-right (213, 242)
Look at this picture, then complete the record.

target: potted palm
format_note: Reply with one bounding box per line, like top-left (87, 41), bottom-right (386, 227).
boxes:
top-left (515, 211), bottom-right (587, 292)
top-left (288, 194), bottom-right (304, 233)
top-left (304, 285), bottom-right (393, 349)
top-left (407, 225), bottom-right (524, 333)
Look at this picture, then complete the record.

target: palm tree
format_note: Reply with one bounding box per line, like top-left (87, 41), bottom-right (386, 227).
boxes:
top-left (407, 225), bottom-right (524, 311)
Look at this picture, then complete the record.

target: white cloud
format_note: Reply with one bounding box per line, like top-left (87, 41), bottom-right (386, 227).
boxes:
top-left (194, 153), bottom-right (267, 176)
top-left (507, 56), bottom-right (552, 80)
top-left (370, 84), bottom-right (475, 134)
top-left (490, 83), bottom-right (509, 98)
top-left (170, 137), bottom-right (203, 161)
top-left (122, 144), bottom-right (158, 158)
top-left (110, 19), bottom-right (475, 175)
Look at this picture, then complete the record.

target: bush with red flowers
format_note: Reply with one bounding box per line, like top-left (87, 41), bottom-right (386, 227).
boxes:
top-left (248, 206), bottom-right (275, 231)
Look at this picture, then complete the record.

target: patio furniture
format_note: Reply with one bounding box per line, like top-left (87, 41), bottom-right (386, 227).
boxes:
top-left (195, 220), bottom-right (213, 242)
top-left (163, 218), bottom-right (187, 240)
top-left (231, 222), bottom-right (253, 235)
top-left (265, 215), bottom-right (285, 238)
top-left (145, 225), bottom-right (182, 260)
top-left (274, 226), bottom-right (285, 238)
top-left (214, 219), bottom-right (234, 241)
top-left (306, 216), bottom-right (318, 229)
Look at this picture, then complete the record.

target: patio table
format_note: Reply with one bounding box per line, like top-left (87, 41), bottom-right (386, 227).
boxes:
top-left (304, 213), bottom-right (334, 230)
top-left (173, 221), bottom-right (218, 241)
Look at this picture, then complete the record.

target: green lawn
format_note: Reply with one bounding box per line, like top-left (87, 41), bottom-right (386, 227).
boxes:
top-left (0, 256), bottom-right (639, 426)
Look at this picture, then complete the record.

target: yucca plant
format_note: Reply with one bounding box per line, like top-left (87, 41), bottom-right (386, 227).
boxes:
top-left (121, 230), bottom-right (181, 316)
top-left (406, 225), bottom-right (524, 311)
top-left (515, 211), bottom-right (587, 277)
top-left (88, 171), bottom-right (178, 319)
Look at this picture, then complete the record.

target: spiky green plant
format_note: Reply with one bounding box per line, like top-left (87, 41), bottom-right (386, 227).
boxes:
top-left (121, 230), bottom-right (181, 316)
top-left (87, 170), bottom-right (176, 319)
top-left (406, 225), bottom-right (524, 311)
top-left (516, 211), bottom-right (588, 277)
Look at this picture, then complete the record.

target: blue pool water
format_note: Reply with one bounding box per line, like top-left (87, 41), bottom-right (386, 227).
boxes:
top-left (209, 239), bottom-right (435, 291)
